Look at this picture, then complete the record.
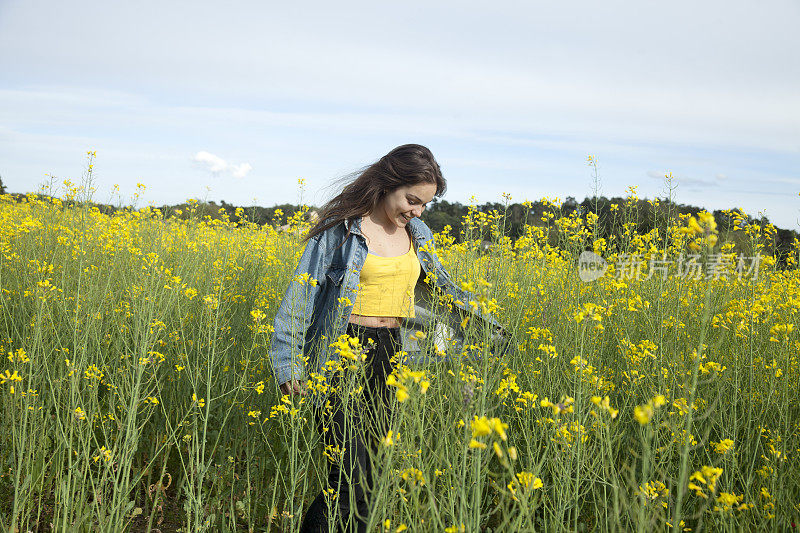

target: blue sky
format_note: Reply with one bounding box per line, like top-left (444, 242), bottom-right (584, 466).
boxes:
top-left (1, 0), bottom-right (799, 228)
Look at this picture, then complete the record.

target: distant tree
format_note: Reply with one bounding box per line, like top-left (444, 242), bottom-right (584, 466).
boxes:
top-left (0, 174), bottom-right (6, 195)
top-left (113, 194), bottom-right (798, 262)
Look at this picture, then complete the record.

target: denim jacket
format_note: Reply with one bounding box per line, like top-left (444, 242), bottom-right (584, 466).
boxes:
top-left (268, 216), bottom-right (502, 386)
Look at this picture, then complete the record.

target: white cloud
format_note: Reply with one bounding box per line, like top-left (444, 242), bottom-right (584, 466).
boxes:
top-left (230, 163), bottom-right (252, 179)
top-left (193, 151), bottom-right (252, 178)
top-left (193, 151), bottom-right (227, 173)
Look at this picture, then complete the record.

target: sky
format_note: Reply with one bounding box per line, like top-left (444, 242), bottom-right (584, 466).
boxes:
top-left (1, 0), bottom-right (799, 229)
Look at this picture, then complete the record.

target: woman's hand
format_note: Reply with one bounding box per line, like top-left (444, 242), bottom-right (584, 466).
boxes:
top-left (279, 380), bottom-right (306, 396)
top-left (495, 325), bottom-right (509, 339)
top-left (491, 325), bottom-right (512, 354)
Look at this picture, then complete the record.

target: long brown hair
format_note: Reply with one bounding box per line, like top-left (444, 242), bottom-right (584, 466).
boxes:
top-left (304, 144), bottom-right (447, 242)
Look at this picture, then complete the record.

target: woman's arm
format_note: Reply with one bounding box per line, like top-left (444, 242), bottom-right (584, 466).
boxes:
top-left (268, 234), bottom-right (327, 390)
top-left (423, 241), bottom-right (511, 357)
top-left (419, 234), bottom-right (503, 328)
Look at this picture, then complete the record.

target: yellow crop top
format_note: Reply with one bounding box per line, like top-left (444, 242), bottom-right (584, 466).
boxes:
top-left (351, 243), bottom-right (421, 318)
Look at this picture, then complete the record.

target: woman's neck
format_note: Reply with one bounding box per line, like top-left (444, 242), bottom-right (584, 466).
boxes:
top-left (363, 212), bottom-right (402, 234)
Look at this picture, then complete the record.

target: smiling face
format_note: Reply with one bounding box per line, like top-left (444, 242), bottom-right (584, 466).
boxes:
top-left (377, 182), bottom-right (438, 229)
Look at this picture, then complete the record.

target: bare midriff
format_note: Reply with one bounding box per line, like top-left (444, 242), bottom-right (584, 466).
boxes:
top-left (348, 314), bottom-right (402, 328)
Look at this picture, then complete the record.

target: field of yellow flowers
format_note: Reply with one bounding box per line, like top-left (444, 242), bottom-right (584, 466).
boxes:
top-left (1, 172), bottom-right (798, 531)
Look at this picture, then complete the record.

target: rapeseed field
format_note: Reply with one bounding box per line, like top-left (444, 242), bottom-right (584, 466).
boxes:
top-left (1, 163), bottom-right (798, 531)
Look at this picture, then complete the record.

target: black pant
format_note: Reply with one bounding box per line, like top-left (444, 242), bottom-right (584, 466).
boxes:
top-left (300, 323), bottom-right (399, 533)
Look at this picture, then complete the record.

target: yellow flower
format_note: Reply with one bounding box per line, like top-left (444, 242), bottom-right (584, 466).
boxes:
top-left (192, 393), bottom-right (206, 408)
top-left (713, 492), bottom-right (742, 512)
top-left (697, 211), bottom-right (717, 231)
top-left (634, 405), bottom-right (653, 425)
top-left (293, 272), bottom-right (318, 286)
top-left (689, 466), bottom-right (723, 496)
top-left (83, 364), bottom-right (103, 381)
top-left (515, 471), bottom-right (543, 490)
top-left (540, 397), bottom-right (574, 415)
top-left (250, 308), bottom-right (265, 322)
top-left (634, 394), bottom-right (667, 425)
top-left (688, 481), bottom-right (707, 499)
top-left (6, 349), bottom-right (29, 363)
top-left (687, 216), bottom-right (703, 235)
top-left (488, 417), bottom-right (508, 441)
top-left (398, 467), bottom-right (425, 486)
top-left (590, 395), bottom-right (618, 419)
top-left (471, 416), bottom-right (492, 437)
top-left (639, 481), bottom-right (669, 501)
top-left (1, 369), bottom-right (23, 388)
top-left (92, 446), bottom-right (113, 464)
top-left (469, 439), bottom-right (487, 449)
top-left (382, 430), bottom-right (396, 447)
top-left (395, 388), bottom-right (409, 403)
top-left (493, 441), bottom-right (504, 458)
top-left (714, 439), bottom-right (734, 454)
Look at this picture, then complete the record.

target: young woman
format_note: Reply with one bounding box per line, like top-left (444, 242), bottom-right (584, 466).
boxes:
top-left (269, 144), bottom-right (503, 532)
